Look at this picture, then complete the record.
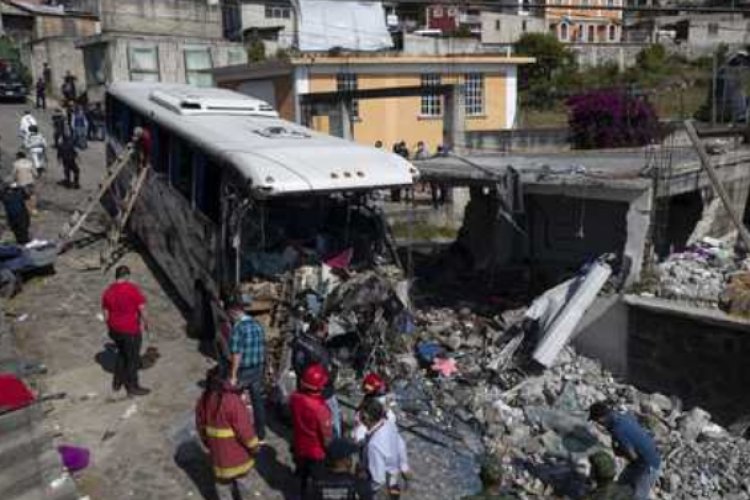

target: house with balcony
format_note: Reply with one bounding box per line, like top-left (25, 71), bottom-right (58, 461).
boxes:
top-left (546, 0), bottom-right (623, 44)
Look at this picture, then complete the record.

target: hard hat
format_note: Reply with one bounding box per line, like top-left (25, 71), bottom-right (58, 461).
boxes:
top-left (362, 372), bottom-right (386, 395)
top-left (301, 363), bottom-right (329, 392)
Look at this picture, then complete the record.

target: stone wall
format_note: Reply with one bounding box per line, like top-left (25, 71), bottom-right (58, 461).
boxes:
top-left (568, 43), bottom-right (648, 70)
top-left (98, 0), bottom-right (222, 39)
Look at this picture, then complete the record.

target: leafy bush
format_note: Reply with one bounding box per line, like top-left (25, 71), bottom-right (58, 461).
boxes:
top-left (567, 90), bottom-right (660, 149)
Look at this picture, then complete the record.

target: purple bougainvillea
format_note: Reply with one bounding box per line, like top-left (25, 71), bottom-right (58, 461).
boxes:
top-left (567, 90), bottom-right (660, 149)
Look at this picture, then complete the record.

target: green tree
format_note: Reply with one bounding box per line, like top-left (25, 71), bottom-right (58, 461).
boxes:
top-left (514, 33), bottom-right (575, 87)
top-left (247, 37), bottom-right (266, 63)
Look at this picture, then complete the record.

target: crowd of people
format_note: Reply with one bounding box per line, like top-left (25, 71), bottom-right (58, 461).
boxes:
top-left (375, 140), bottom-right (450, 209)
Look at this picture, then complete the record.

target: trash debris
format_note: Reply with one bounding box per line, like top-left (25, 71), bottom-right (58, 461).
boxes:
top-left (58, 445), bottom-right (90, 472)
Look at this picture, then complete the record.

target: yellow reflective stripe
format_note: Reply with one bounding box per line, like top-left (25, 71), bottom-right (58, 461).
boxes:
top-left (214, 458), bottom-right (255, 479)
top-left (246, 436), bottom-right (259, 449)
top-left (206, 426), bottom-right (235, 438)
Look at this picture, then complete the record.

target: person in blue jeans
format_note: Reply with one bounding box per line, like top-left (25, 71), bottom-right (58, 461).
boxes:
top-left (227, 297), bottom-right (267, 443)
top-left (589, 401), bottom-right (661, 500)
top-left (71, 105), bottom-right (88, 150)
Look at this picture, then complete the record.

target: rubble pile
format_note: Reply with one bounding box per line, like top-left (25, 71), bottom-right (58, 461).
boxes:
top-left (655, 237), bottom-right (735, 305)
top-left (271, 255), bottom-right (750, 498)
top-left (376, 304), bottom-right (750, 499)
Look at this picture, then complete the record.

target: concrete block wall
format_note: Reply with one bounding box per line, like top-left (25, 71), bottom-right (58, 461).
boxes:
top-left (98, 0), bottom-right (222, 39)
top-left (575, 295), bottom-right (750, 426)
top-left (31, 37), bottom-right (86, 98)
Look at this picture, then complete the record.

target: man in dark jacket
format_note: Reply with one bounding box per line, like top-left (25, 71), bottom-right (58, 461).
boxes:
top-left (312, 438), bottom-right (370, 500)
top-left (57, 136), bottom-right (79, 188)
top-left (292, 318), bottom-right (341, 436)
top-left (1, 183), bottom-right (30, 244)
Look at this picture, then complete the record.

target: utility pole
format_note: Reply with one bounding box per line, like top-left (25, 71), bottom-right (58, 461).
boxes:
top-left (712, 53), bottom-right (718, 126)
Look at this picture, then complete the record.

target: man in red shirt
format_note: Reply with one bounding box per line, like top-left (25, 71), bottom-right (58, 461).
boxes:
top-left (290, 363), bottom-right (333, 498)
top-left (101, 265), bottom-right (150, 397)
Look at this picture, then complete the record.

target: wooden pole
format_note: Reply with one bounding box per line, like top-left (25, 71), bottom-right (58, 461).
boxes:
top-left (684, 119), bottom-right (750, 250)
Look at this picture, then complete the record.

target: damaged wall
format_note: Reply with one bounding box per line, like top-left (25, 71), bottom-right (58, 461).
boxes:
top-left (525, 193), bottom-right (629, 286)
top-left (575, 294), bottom-right (750, 425)
top-left (688, 178), bottom-right (750, 246)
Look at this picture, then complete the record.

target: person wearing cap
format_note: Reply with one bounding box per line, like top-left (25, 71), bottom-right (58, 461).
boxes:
top-left (352, 373), bottom-right (396, 443)
top-left (311, 438), bottom-right (370, 500)
top-left (359, 398), bottom-right (410, 499)
top-left (290, 363), bottom-right (334, 499)
top-left (292, 318), bottom-right (341, 436)
top-left (589, 401), bottom-right (660, 500)
top-left (583, 451), bottom-right (634, 500)
top-left (227, 296), bottom-right (267, 443)
top-left (462, 456), bottom-right (521, 500)
top-left (196, 367), bottom-right (260, 499)
top-left (101, 265), bottom-right (150, 397)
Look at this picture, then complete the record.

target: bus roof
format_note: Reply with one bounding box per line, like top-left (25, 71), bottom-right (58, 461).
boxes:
top-left (108, 82), bottom-right (418, 197)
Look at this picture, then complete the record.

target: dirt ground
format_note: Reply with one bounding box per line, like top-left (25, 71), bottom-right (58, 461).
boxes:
top-left (0, 102), bottom-right (300, 499)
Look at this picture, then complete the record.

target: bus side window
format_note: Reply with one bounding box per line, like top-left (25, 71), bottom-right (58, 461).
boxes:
top-left (170, 137), bottom-right (193, 202)
top-left (194, 153), bottom-right (221, 223)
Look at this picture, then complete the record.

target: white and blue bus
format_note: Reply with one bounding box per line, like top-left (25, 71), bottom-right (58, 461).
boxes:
top-left (105, 82), bottom-right (417, 336)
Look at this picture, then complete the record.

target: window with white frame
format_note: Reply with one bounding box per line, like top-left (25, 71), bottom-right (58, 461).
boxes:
top-left (420, 73), bottom-right (442, 117)
top-left (336, 72), bottom-right (359, 118)
top-left (265, 4), bottom-right (291, 19)
top-left (128, 46), bottom-right (159, 82)
top-left (184, 47), bottom-right (214, 87)
top-left (464, 73), bottom-right (484, 116)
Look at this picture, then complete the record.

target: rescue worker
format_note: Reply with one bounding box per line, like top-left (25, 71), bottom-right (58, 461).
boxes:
top-left (290, 363), bottom-right (333, 499)
top-left (23, 125), bottom-right (47, 177)
top-left (18, 111), bottom-right (37, 143)
top-left (589, 401), bottom-right (660, 500)
top-left (292, 318), bottom-right (341, 437)
top-left (462, 457), bottom-right (521, 500)
top-left (196, 367), bottom-right (260, 500)
top-left (11, 152), bottom-right (36, 216)
top-left (311, 438), bottom-right (370, 500)
top-left (352, 373), bottom-right (396, 443)
top-left (359, 398), bottom-right (410, 500)
top-left (583, 451), bottom-right (634, 500)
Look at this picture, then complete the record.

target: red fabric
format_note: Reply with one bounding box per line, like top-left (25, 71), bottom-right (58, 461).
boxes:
top-left (0, 374), bottom-right (35, 412)
top-left (140, 128), bottom-right (152, 160)
top-left (324, 248), bottom-right (353, 269)
top-left (101, 281), bottom-right (146, 335)
top-left (289, 390), bottom-right (332, 461)
top-left (195, 387), bottom-right (258, 480)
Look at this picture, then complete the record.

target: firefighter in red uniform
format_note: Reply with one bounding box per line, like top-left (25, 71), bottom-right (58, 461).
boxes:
top-left (195, 368), bottom-right (260, 499)
top-left (290, 363), bottom-right (334, 499)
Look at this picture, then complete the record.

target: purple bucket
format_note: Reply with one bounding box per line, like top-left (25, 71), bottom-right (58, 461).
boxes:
top-left (58, 445), bottom-right (90, 472)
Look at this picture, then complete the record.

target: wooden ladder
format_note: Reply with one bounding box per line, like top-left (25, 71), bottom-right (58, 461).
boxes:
top-left (100, 163), bottom-right (151, 269)
top-left (58, 144), bottom-right (135, 249)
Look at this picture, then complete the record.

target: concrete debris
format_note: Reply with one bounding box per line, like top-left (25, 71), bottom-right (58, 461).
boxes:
top-left (655, 236), bottom-right (741, 306)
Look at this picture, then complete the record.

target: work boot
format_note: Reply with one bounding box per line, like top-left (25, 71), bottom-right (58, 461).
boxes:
top-left (127, 386), bottom-right (151, 397)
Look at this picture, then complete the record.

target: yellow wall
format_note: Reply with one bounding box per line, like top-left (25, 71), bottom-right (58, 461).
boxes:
top-left (308, 71), bottom-right (508, 154)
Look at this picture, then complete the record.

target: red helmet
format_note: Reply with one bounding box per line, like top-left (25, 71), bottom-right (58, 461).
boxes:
top-left (362, 372), bottom-right (386, 395)
top-left (301, 363), bottom-right (329, 392)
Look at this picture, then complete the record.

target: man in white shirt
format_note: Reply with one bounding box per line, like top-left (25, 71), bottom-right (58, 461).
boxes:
top-left (18, 111), bottom-right (37, 142)
top-left (11, 152), bottom-right (37, 215)
top-left (360, 398), bottom-right (410, 499)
